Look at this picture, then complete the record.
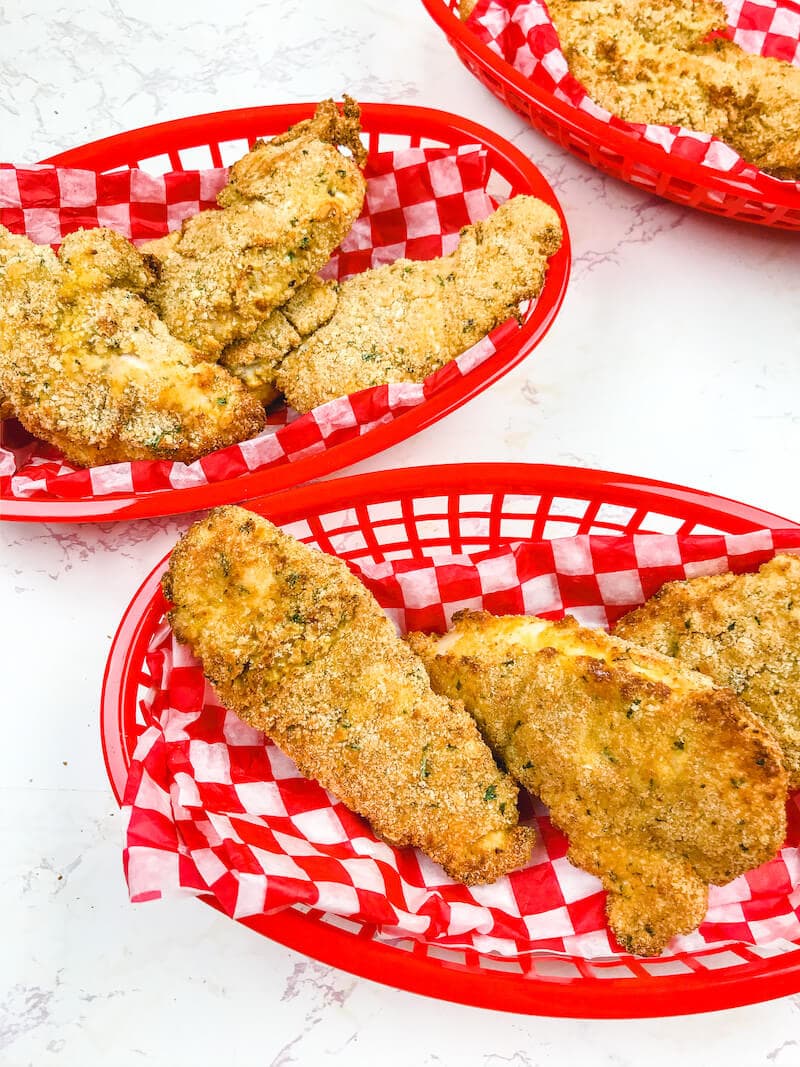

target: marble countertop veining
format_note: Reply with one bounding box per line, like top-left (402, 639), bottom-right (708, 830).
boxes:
top-left (2, 0), bottom-right (800, 1063)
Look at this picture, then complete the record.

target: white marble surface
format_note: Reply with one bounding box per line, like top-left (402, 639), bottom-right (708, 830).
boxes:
top-left (2, 0), bottom-right (800, 1063)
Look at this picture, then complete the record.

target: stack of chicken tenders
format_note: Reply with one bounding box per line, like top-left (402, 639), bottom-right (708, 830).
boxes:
top-left (0, 98), bottom-right (562, 468)
top-left (165, 504), bottom-right (798, 957)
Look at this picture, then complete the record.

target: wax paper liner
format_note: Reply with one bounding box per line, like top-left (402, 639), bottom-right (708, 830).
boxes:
top-left (123, 527), bottom-right (800, 961)
top-left (464, 0), bottom-right (800, 195)
top-left (0, 143), bottom-right (525, 502)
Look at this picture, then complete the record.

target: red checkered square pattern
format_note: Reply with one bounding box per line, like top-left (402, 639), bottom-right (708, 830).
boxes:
top-left (124, 527), bottom-right (800, 962)
top-left (464, 0), bottom-right (800, 194)
top-left (0, 145), bottom-right (522, 504)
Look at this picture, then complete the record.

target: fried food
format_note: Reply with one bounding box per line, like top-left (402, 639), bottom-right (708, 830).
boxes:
top-left (408, 610), bottom-right (787, 955)
top-left (0, 226), bottom-right (265, 466)
top-left (163, 507), bottom-right (536, 885)
top-left (544, 0), bottom-right (800, 179)
top-left (143, 98), bottom-right (367, 357)
top-left (219, 276), bottom-right (338, 406)
top-left (275, 195), bottom-right (562, 412)
top-left (615, 553), bottom-right (800, 790)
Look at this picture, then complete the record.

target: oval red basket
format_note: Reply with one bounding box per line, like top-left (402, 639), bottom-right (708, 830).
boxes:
top-left (102, 462), bottom-right (800, 1018)
top-left (421, 0), bottom-right (800, 230)
top-left (0, 103), bottom-right (570, 523)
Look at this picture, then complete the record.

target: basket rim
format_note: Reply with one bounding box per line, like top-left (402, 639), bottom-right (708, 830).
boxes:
top-left (101, 461), bottom-right (800, 1018)
top-left (420, 0), bottom-right (800, 213)
top-left (0, 101), bottom-right (571, 523)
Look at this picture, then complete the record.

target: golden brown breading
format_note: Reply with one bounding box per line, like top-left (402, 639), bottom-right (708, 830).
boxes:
top-left (219, 312), bottom-right (300, 408)
top-left (408, 611), bottom-right (787, 955)
top-left (138, 231), bottom-right (180, 261)
top-left (0, 226), bottom-right (265, 467)
top-left (615, 553), bottom-right (800, 790)
top-left (143, 98), bottom-right (367, 357)
top-left (279, 273), bottom-right (339, 335)
top-left (547, 0), bottom-right (800, 179)
top-left (275, 195), bottom-right (562, 412)
top-left (163, 507), bottom-right (536, 885)
top-left (460, 0), bottom-right (723, 38)
top-left (219, 276), bottom-right (338, 407)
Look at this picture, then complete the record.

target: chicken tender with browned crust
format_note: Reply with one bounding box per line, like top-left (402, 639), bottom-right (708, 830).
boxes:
top-left (219, 312), bottom-right (301, 407)
top-left (219, 276), bottom-right (338, 407)
top-left (408, 611), bottom-right (787, 955)
top-left (461, 0), bottom-right (723, 38)
top-left (275, 195), bottom-right (562, 412)
top-left (163, 507), bottom-right (536, 885)
top-left (546, 0), bottom-right (800, 179)
top-left (279, 273), bottom-right (339, 336)
top-left (615, 553), bottom-right (800, 790)
top-left (143, 98), bottom-right (367, 357)
top-left (0, 226), bottom-right (265, 467)
top-left (547, 0), bottom-right (726, 45)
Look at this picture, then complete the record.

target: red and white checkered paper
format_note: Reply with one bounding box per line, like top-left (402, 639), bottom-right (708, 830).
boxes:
top-left (124, 528), bottom-right (800, 961)
top-left (464, 0), bottom-right (800, 193)
top-left (0, 145), bottom-right (521, 503)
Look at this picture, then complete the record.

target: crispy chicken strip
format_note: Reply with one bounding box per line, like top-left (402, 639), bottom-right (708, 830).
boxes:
top-left (408, 611), bottom-right (787, 955)
top-left (219, 276), bottom-right (338, 406)
top-left (615, 553), bottom-right (800, 790)
top-left (545, 0), bottom-right (800, 179)
top-left (143, 98), bottom-right (367, 357)
top-left (460, 0), bottom-right (723, 37)
top-left (275, 195), bottom-right (562, 412)
top-left (163, 507), bottom-right (536, 885)
top-left (0, 226), bottom-right (265, 466)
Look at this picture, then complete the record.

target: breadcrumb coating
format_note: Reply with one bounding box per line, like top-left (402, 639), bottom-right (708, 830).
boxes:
top-left (276, 195), bottom-right (562, 412)
top-left (0, 226), bottom-right (265, 466)
top-left (279, 273), bottom-right (339, 336)
top-left (143, 98), bottom-right (367, 357)
top-left (615, 553), bottom-right (800, 790)
top-left (219, 276), bottom-right (338, 406)
top-left (545, 0), bottom-right (800, 179)
top-left (408, 610), bottom-right (787, 955)
top-left (219, 311), bottom-right (301, 407)
top-left (163, 507), bottom-right (536, 885)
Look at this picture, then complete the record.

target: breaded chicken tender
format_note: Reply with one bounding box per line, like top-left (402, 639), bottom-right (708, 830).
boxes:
top-left (408, 611), bottom-right (787, 955)
top-left (0, 226), bottom-right (265, 466)
top-left (163, 507), bottom-right (536, 885)
top-left (143, 98), bottom-right (367, 357)
top-left (615, 553), bottom-right (800, 790)
top-left (544, 0), bottom-right (800, 179)
top-left (275, 195), bottom-right (562, 412)
top-left (219, 276), bottom-right (338, 406)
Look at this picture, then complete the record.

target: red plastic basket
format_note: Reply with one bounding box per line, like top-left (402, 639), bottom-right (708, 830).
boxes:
top-left (0, 103), bottom-right (570, 523)
top-left (421, 0), bottom-right (800, 230)
top-left (102, 462), bottom-right (800, 1018)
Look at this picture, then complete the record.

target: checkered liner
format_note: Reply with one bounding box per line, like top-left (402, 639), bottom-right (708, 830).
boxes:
top-left (124, 526), bottom-right (800, 963)
top-left (465, 0), bottom-right (800, 194)
top-left (0, 144), bottom-right (522, 502)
